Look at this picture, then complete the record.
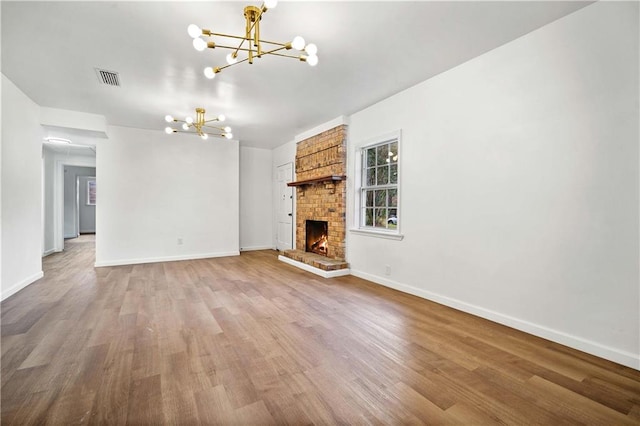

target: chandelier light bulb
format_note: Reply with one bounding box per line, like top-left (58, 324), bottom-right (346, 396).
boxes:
top-left (165, 127), bottom-right (173, 134)
top-left (182, 123), bottom-right (189, 130)
top-left (165, 115), bottom-right (173, 122)
top-left (291, 36), bottom-right (305, 51)
top-left (204, 67), bottom-right (216, 79)
top-left (193, 37), bottom-right (207, 52)
top-left (186, 116), bottom-right (194, 124)
top-left (306, 54), bottom-right (318, 66)
top-left (187, 24), bottom-right (201, 38)
top-left (304, 43), bottom-right (317, 56)
top-left (264, 0), bottom-right (278, 9)
top-left (201, 133), bottom-right (209, 140)
top-left (225, 133), bottom-right (233, 139)
top-left (226, 53), bottom-right (238, 65)
top-left (218, 114), bottom-right (226, 122)
top-left (224, 126), bottom-right (232, 133)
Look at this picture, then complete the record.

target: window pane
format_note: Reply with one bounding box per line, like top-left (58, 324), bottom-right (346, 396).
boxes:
top-left (360, 138), bottom-right (400, 231)
top-left (390, 164), bottom-right (398, 184)
top-left (365, 190), bottom-right (374, 207)
top-left (367, 148), bottom-right (376, 168)
top-left (388, 188), bottom-right (397, 207)
top-left (376, 165), bottom-right (389, 185)
top-left (389, 141), bottom-right (398, 164)
top-left (388, 208), bottom-right (398, 229)
top-left (365, 208), bottom-right (374, 226)
top-left (376, 144), bottom-right (389, 165)
top-left (375, 208), bottom-right (387, 227)
top-left (367, 168), bottom-right (376, 186)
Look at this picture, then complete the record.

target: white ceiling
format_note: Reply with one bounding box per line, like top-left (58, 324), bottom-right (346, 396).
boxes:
top-left (2, 1), bottom-right (591, 149)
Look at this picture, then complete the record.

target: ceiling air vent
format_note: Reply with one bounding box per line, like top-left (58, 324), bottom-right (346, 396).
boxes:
top-left (95, 68), bottom-right (121, 86)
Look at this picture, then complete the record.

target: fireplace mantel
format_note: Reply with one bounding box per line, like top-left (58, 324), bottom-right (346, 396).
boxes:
top-left (287, 175), bottom-right (346, 187)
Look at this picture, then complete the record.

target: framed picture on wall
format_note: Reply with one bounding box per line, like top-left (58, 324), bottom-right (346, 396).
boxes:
top-left (87, 179), bottom-right (97, 205)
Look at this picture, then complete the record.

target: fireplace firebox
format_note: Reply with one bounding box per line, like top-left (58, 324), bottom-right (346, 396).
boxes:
top-left (306, 220), bottom-right (328, 256)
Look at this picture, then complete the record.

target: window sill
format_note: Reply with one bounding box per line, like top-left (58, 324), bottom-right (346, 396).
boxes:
top-left (349, 228), bottom-right (404, 241)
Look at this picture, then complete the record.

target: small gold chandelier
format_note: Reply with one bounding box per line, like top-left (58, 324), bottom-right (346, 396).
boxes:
top-left (164, 108), bottom-right (232, 140)
top-left (188, 0), bottom-right (318, 80)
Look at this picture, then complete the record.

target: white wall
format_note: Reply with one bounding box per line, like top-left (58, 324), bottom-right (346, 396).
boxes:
top-left (40, 107), bottom-right (108, 137)
top-left (42, 148), bottom-right (55, 254)
top-left (1, 73), bottom-right (43, 300)
top-left (347, 2), bottom-right (639, 369)
top-left (240, 146), bottom-right (273, 251)
top-left (96, 125), bottom-right (239, 266)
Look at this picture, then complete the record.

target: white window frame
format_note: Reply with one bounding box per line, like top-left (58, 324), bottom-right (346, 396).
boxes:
top-left (351, 130), bottom-right (403, 240)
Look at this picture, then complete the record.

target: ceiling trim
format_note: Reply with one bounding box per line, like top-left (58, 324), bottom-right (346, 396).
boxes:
top-left (295, 115), bottom-right (350, 143)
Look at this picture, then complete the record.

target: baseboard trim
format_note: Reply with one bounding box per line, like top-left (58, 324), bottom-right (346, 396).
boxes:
top-left (95, 251), bottom-right (240, 267)
top-left (278, 255), bottom-right (351, 278)
top-left (42, 248), bottom-right (56, 257)
top-left (1, 271), bottom-right (44, 301)
top-left (240, 245), bottom-right (275, 252)
top-left (350, 269), bottom-right (639, 371)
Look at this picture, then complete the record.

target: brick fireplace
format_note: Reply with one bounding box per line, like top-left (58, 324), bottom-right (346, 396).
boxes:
top-left (279, 125), bottom-right (349, 275)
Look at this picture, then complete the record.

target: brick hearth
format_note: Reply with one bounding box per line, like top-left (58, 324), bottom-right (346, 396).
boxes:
top-left (282, 124), bottom-right (349, 272)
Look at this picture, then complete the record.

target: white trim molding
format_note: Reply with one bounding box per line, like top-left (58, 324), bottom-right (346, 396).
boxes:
top-left (1, 271), bottom-right (43, 301)
top-left (295, 116), bottom-right (350, 143)
top-left (278, 255), bottom-right (350, 279)
top-left (350, 269), bottom-right (640, 371)
top-left (349, 228), bottom-right (404, 240)
top-left (240, 246), bottom-right (275, 252)
top-left (42, 248), bottom-right (58, 257)
top-left (95, 251), bottom-right (240, 267)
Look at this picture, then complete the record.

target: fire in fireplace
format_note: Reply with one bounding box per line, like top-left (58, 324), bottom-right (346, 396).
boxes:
top-left (306, 220), bottom-right (328, 256)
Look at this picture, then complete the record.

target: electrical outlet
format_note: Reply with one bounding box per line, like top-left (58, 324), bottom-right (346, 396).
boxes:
top-left (385, 265), bottom-right (391, 276)
top-left (177, 238), bottom-right (183, 245)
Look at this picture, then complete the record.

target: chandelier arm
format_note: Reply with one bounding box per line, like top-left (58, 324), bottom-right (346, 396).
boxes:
top-left (209, 33), bottom-right (288, 48)
top-left (256, 45), bottom-right (288, 57)
top-left (215, 44), bottom-right (256, 52)
top-left (202, 124), bottom-right (226, 131)
top-left (268, 51), bottom-right (303, 59)
top-left (232, 38), bottom-right (251, 61)
top-left (215, 56), bottom-right (251, 72)
top-left (209, 32), bottom-right (250, 41)
top-left (203, 118), bottom-right (221, 123)
top-left (213, 42), bottom-right (288, 53)
top-left (255, 38), bottom-right (288, 47)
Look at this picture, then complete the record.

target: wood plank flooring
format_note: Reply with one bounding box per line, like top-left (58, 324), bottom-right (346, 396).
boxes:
top-left (2, 235), bottom-right (639, 424)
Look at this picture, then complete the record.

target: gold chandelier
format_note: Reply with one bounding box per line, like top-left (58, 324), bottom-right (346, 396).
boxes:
top-left (187, 0), bottom-right (318, 80)
top-left (164, 108), bottom-right (232, 140)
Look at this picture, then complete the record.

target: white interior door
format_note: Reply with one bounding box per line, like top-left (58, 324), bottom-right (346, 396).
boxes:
top-left (276, 162), bottom-right (293, 251)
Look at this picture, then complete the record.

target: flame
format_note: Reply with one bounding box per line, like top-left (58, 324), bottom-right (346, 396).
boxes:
top-left (311, 234), bottom-right (328, 254)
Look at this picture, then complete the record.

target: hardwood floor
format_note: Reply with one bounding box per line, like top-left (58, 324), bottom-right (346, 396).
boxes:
top-left (2, 237), bottom-right (639, 424)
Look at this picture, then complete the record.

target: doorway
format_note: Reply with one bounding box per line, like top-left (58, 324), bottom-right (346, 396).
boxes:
top-left (276, 162), bottom-right (293, 251)
top-left (64, 166), bottom-right (96, 239)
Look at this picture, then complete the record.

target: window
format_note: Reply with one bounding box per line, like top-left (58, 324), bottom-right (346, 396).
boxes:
top-left (87, 179), bottom-right (97, 205)
top-left (360, 136), bottom-right (399, 232)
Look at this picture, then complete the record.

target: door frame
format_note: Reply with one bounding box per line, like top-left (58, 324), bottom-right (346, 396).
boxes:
top-left (276, 162), bottom-right (294, 251)
top-left (53, 158), bottom-right (96, 252)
